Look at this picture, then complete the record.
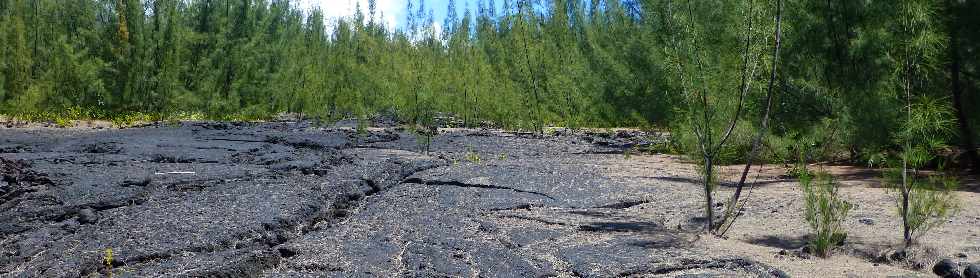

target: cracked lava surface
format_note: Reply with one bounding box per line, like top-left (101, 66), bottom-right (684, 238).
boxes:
top-left (0, 122), bottom-right (789, 277)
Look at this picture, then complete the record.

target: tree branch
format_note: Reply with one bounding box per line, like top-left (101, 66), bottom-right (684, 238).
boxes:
top-left (717, 0), bottom-right (783, 236)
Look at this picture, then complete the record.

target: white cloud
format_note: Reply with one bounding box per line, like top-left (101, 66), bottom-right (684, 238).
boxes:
top-left (296, 0), bottom-right (401, 28)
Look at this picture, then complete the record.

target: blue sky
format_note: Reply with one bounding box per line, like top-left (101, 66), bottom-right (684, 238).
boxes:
top-left (297, 0), bottom-right (506, 31)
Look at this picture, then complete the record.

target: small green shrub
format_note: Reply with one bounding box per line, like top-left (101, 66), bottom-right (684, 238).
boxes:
top-left (884, 96), bottom-right (961, 248)
top-left (110, 112), bottom-right (153, 127)
top-left (465, 148), bottom-right (481, 164)
top-left (669, 117), bottom-right (756, 165)
top-left (764, 133), bottom-right (796, 164)
top-left (906, 175), bottom-right (959, 239)
top-left (52, 106), bottom-right (89, 127)
top-left (795, 139), bottom-right (850, 258)
top-left (798, 167), bottom-right (852, 258)
top-left (356, 117), bottom-right (369, 136)
top-left (411, 122), bottom-right (436, 154)
top-left (54, 116), bottom-right (73, 128)
top-left (784, 136), bottom-right (816, 177)
top-left (769, 118), bottom-right (846, 165)
top-left (883, 167), bottom-right (959, 245)
top-left (104, 248), bottom-right (114, 277)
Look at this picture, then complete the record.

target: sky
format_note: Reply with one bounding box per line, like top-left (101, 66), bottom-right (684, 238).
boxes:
top-left (296, 0), bottom-right (505, 31)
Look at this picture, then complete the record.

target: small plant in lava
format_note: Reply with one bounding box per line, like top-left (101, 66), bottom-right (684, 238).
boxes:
top-left (465, 147), bottom-right (481, 164)
top-left (412, 115), bottom-right (437, 155)
top-left (103, 248), bottom-right (114, 277)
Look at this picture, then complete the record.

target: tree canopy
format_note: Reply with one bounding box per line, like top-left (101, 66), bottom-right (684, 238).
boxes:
top-left (0, 0), bottom-right (977, 164)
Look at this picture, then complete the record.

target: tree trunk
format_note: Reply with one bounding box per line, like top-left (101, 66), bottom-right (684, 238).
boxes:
top-left (716, 0), bottom-right (784, 236)
top-left (704, 156), bottom-right (714, 232)
top-left (947, 4), bottom-right (979, 173)
top-left (902, 57), bottom-right (914, 249)
top-left (32, 0), bottom-right (38, 78)
top-left (901, 180), bottom-right (912, 248)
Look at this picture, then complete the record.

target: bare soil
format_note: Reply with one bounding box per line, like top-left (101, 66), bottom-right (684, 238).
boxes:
top-left (601, 155), bottom-right (980, 277)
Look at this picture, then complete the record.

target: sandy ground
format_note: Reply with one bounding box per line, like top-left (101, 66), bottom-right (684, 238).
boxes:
top-left (600, 154), bottom-right (980, 277)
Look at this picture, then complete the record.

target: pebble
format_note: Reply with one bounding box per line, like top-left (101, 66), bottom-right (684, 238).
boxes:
top-left (770, 269), bottom-right (790, 278)
top-left (889, 250), bottom-right (907, 261)
top-left (965, 264), bottom-right (980, 278)
top-left (933, 258), bottom-right (962, 278)
top-left (859, 218), bottom-right (874, 225)
top-left (77, 208), bottom-right (98, 225)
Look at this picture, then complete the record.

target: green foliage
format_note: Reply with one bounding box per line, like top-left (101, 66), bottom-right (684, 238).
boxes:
top-left (8, 85), bottom-right (46, 118)
top-left (903, 175), bottom-right (959, 239)
top-left (767, 118), bottom-right (847, 168)
top-left (883, 168), bottom-right (959, 243)
top-left (695, 163), bottom-right (720, 192)
top-left (110, 112), bottom-right (155, 128)
top-left (0, 0), bottom-right (683, 129)
top-left (104, 248), bottom-right (114, 278)
top-left (356, 117), bottom-right (369, 136)
top-left (898, 96), bottom-right (956, 157)
top-left (465, 148), bottom-right (481, 164)
top-left (669, 115), bottom-right (762, 165)
top-left (661, 0), bottom-right (785, 233)
top-left (786, 136), bottom-right (816, 176)
top-left (411, 117), bottom-right (436, 155)
top-left (0, 0), bottom-right (973, 170)
top-left (795, 148), bottom-right (852, 258)
top-left (882, 96), bottom-right (959, 247)
top-left (880, 0), bottom-right (962, 248)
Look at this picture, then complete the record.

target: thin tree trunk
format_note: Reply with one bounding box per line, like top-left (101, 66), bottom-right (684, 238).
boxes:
top-left (522, 27), bottom-right (542, 134)
top-left (946, 4), bottom-right (979, 173)
top-left (714, 1), bottom-right (759, 154)
top-left (556, 35), bottom-right (576, 127)
top-left (414, 59), bottom-right (421, 124)
top-left (476, 57), bottom-right (482, 124)
top-left (717, 0), bottom-right (784, 236)
top-left (901, 183), bottom-right (912, 247)
top-left (902, 58), bottom-right (914, 249)
top-left (704, 156), bottom-right (714, 231)
top-left (519, 3), bottom-right (543, 134)
top-left (32, 0), bottom-right (38, 78)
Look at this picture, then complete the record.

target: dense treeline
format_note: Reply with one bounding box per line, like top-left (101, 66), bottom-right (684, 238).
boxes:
top-left (0, 0), bottom-right (977, 165)
top-left (0, 0), bottom-right (669, 128)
